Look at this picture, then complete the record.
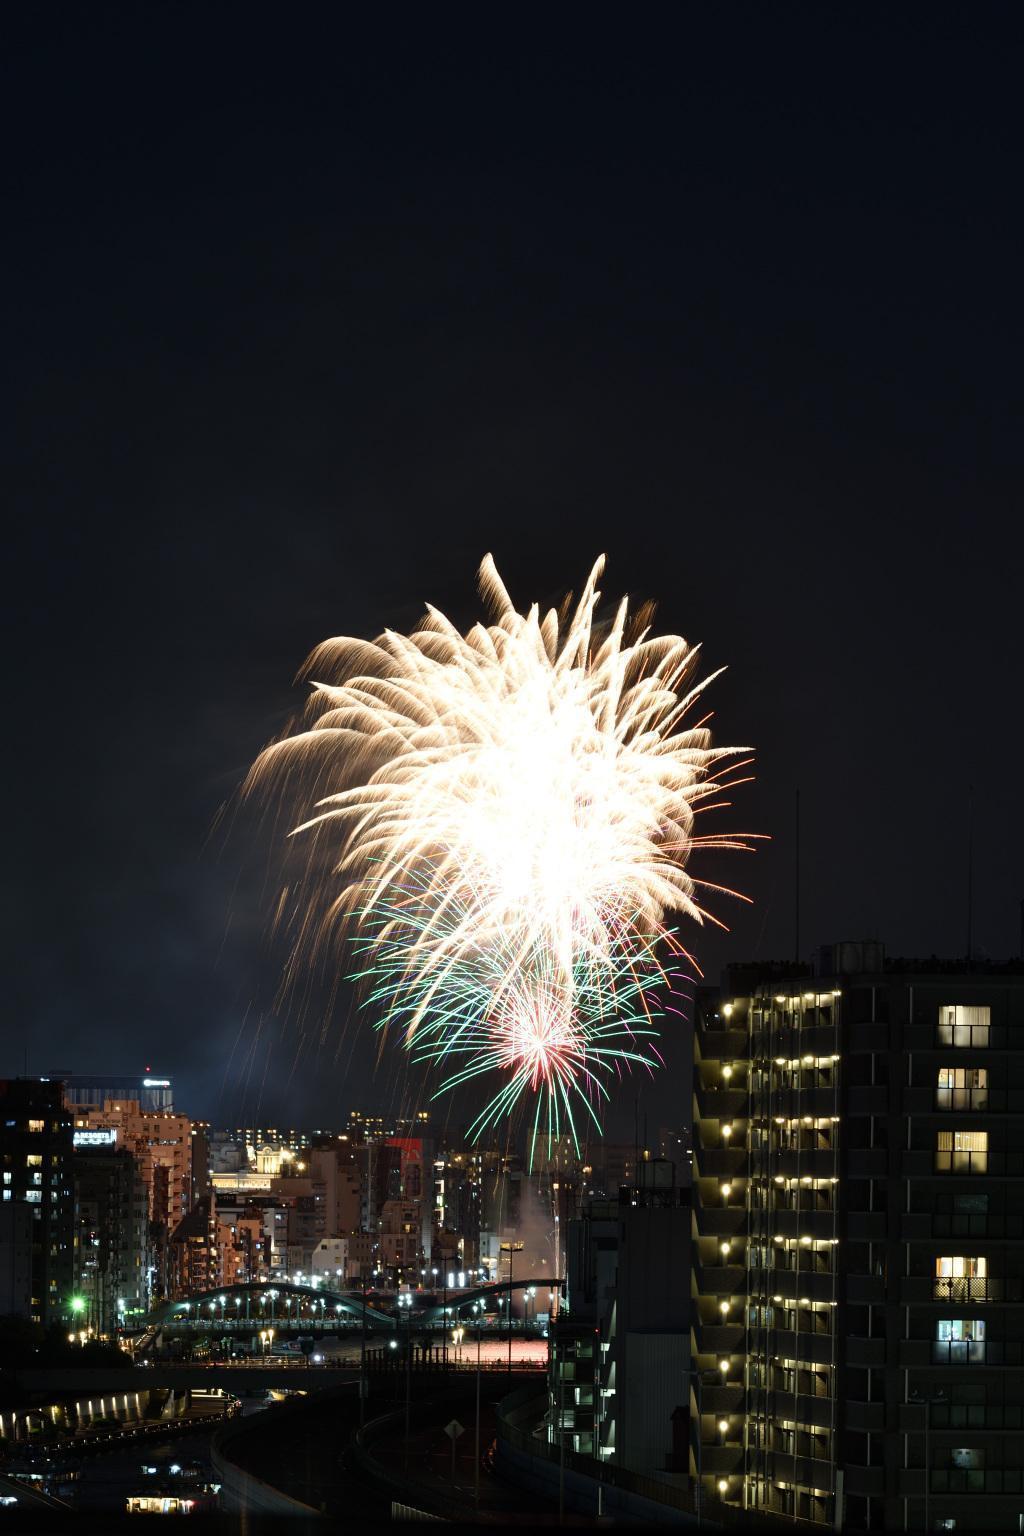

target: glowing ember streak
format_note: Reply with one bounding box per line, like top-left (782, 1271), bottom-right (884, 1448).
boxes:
top-left (248, 554), bottom-right (754, 1147)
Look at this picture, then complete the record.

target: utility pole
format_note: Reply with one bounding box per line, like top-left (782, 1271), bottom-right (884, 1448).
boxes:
top-left (475, 1311), bottom-right (482, 1509)
top-left (967, 785), bottom-right (974, 963)
top-left (794, 787), bottom-right (801, 964)
top-left (559, 1360), bottom-right (565, 1525)
top-left (359, 1269), bottom-right (368, 1429)
top-left (404, 1295), bottom-right (411, 1471)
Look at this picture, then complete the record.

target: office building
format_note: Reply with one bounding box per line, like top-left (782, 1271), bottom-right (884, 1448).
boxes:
top-left (57, 1072), bottom-right (174, 1114)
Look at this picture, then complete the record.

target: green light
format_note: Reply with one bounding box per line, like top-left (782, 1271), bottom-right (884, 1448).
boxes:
top-left (70, 1296), bottom-right (87, 1314)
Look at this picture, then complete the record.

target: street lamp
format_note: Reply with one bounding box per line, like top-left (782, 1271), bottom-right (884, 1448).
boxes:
top-left (474, 1303), bottom-right (483, 1508)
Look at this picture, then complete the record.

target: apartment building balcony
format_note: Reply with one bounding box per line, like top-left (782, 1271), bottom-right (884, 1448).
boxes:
top-left (846, 1022), bottom-right (890, 1053)
top-left (694, 1322), bottom-right (746, 1354)
top-left (694, 1083), bottom-right (750, 1118)
top-left (845, 1147), bottom-right (888, 1177)
top-left (900, 1338), bottom-right (1023, 1367)
top-left (695, 1147), bottom-right (747, 1179)
top-left (903, 1276), bottom-right (1023, 1304)
top-left (845, 1335), bottom-right (885, 1368)
top-left (763, 1390), bottom-right (834, 1431)
top-left (842, 1464), bottom-right (885, 1498)
top-left (845, 1274), bottom-right (886, 1305)
top-left (698, 1443), bottom-right (744, 1476)
top-left (766, 1086), bottom-right (839, 1118)
top-left (902, 1086), bottom-right (934, 1114)
top-left (772, 1150), bottom-right (840, 1179)
top-left (697, 1028), bottom-right (749, 1061)
top-left (692, 1203), bottom-right (748, 1238)
top-left (697, 1381), bottom-right (745, 1415)
top-left (901, 1085), bottom-right (1019, 1114)
top-left (772, 1209), bottom-right (840, 1241)
top-left (764, 1450), bottom-right (838, 1491)
top-left (846, 1085), bottom-right (889, 1116)
top-left (900, 1212), bottom-right (934, 1240)
top-left (750, 1267), bottom-right (837, 1304)
top-left (846, 1211), bottom-right (887, 1241)
top-left (896, 1468), bottom-right (926, 1498)
top-left (904, 1022), bottom-right (1014, 1052)
top-left (844, 1399), bottom-right (886, 1433)
top-left (752, 1024), bottom-right (838, 1059)
top-left (769, 1327), bottom-right (835, 1367)
top-left (695, 1262), bottom-right (748, 1296)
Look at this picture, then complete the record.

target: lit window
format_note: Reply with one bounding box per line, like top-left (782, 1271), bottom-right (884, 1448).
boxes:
top-left (937, 1006), bottom-right (990, 1047)
top-left (937, 1067), bottom-right (987, 1109)
top-left (935, 1318), bottom-right (985, 1363)
top-left (27, 1119), bottom-right (44, 1134)
top-left (24, 1190), bottom-right (41, 1203)
top-left (935, 1131), bottom-right (988, 1173)
top-left (934, 1256), bottom-right (987, 1301)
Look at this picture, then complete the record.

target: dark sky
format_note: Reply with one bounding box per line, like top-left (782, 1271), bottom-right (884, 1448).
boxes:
top-left (4, 7), bottom-right (1022, 1136)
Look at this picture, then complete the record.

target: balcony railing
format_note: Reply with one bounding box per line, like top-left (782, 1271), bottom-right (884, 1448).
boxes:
top-left (936, 1022), bottom-right (990, 1048)
top-left (931, 1278), bottom-right (1004, 1302)
top-left (930, 1340), bottom-right (987, 1365)
top-left (935, 1088), bottom-right (989, 1111)
top-left (934, 1151), bottom-right (988, 1174)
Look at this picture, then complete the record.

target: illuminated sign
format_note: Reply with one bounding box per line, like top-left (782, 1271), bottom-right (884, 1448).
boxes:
top-left (73, 1129), bottom-right (118, 1147)
top-left (142, 1078), bottom-right (170, 1088)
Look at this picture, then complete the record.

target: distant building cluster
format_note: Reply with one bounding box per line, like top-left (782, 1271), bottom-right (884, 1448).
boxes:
top-left (0, 1069), bottom-right (688, 1348)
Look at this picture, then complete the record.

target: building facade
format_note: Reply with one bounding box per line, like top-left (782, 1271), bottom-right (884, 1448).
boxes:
top-left (692, 943), bottom-right (1024, 1531)
top-left (552, 1159), bottom-right (692, 1477)
top-left (0, 1078), bottom-right (74, 1326)
top-left (73, 1145), bottom-right (150, 1335)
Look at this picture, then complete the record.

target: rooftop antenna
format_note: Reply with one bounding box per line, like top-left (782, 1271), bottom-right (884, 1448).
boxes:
top-left (966, 785), bottom-right (974, 965)
top-left (794, 787), bottom-right (801, 964)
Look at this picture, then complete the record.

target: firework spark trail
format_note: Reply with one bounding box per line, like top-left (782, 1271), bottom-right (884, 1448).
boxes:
top-left (248, 554), bottom-right (754, 1147)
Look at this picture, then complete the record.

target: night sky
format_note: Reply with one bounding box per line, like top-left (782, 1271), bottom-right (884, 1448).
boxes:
top-left (5, 8), bottom-right (1022, 1136)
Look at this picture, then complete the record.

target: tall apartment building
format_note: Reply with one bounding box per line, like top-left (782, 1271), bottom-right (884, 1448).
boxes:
top-left (73, 1145), bottom-right (150, 1334)
top-left (0, 1079), bottom-right (74, 1326)
top-left (692, 941), bottom-right (1024, 1532)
